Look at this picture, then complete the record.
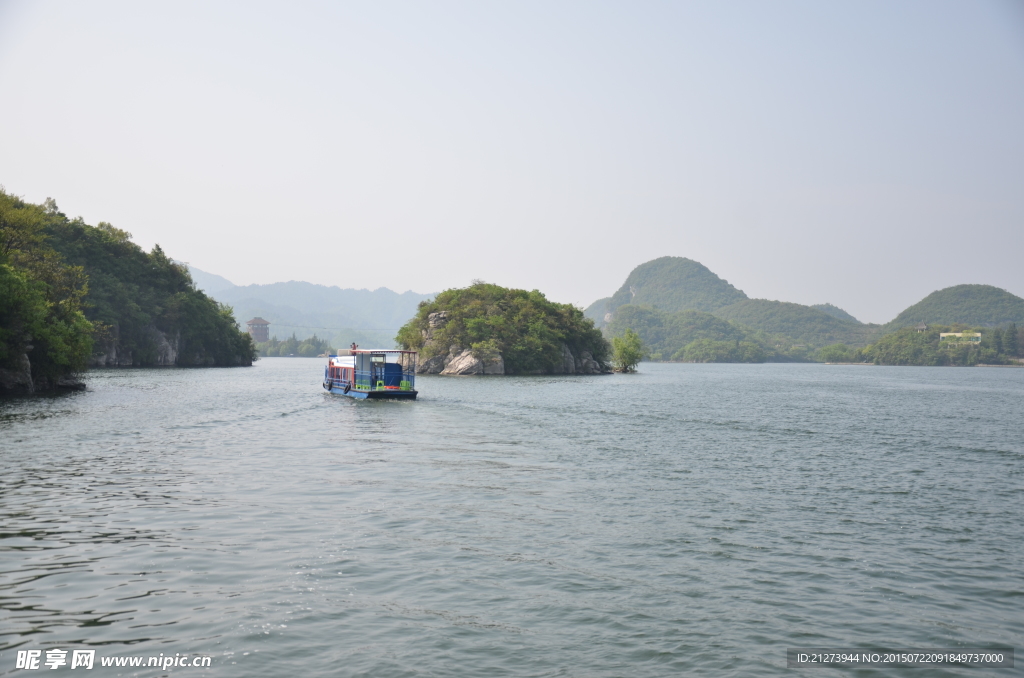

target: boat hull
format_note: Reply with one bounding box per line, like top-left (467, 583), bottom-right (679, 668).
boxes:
top-left (324, 382), bottom-right (417, 400)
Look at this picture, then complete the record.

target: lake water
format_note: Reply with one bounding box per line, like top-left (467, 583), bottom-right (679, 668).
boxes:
top-left (1, 360), bottom-right (1021, 676)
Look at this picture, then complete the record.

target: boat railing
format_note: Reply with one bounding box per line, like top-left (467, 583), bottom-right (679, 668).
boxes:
top-left (325, 369), bottom-right (416, 392)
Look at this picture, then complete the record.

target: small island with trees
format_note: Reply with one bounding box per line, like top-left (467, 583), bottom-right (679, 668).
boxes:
top-left (396, 282), bottom-right (611, 375)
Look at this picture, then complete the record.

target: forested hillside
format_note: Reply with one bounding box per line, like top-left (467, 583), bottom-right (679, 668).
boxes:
top-left (812, 303), bottom-right (861, 323)
top-left (605, 257), bottom-right (747, 315)
top-left (46, 213), bottom-right (255, 367)
top-left (885, 285), bottom-right (1024, 330)
top-left (583, 296), bottom-right (612, 325)
top-left (712, 299), bottom-right (881, 348)
top-left (589, 256), bottom-right (1024, 364)
top-left (593, 257), bottom-right (882, 362)
top-left (604, 305), bottom-right (806, 363)
top-left (1, 190), bottom-right (254, 394)
top-left (856, 324), bottom-right (1022, 366)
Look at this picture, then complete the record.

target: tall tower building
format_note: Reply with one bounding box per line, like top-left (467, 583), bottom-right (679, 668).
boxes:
top-left (245, 317), bottom-right (270, 343)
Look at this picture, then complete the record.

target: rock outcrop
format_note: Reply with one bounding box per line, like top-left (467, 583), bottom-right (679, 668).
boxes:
top-left (440, 348), bottom-right (505, 375)
top-left (416, 340), bottom-right (606, 376)
top-left (0, 353), bottom-right (34, 395)
top-left (418, 354), bottom-right (448, 374)
top-left (554, 344), bottom-right (576, 374)
top-left (0, 352), bottom-right (85, 395)
top-left (90, 325), bottom-right (180, 367)
top-left (577, 351), bottom-right (604, 374)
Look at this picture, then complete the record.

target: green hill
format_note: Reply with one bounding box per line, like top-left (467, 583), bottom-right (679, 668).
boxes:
top-left (712, 299), bottom-right (881, 348)
top-left (812, 303), bottom-right (861, 323)
top-left (604, 305), bottom-right (794, 362)
top-left (885, 284), bottom-right (1024, 330)
top-left (584, 296), bottom-right (612, 325)
top-left (46, 213), bottom-right (256, 367)
top-left (606, 257), bottom-right (747, 315)
top-left (606, 305), bottom-right (746, 359)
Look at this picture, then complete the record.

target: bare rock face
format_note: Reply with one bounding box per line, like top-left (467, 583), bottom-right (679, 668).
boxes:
top-left (422, 311), bottom-right (450, 341)
top-left (562, 344), bottom-right (576, 374)
top-left (418, 355), bottom-right (448, 374)
top-left (441, 349), bottom-right (482, 375)
top-left (0, 353), bottom-right (86, 394)
top-left (439, 348), bottom-right (504, 375)
top-left (90, 335), bottom-right (132, 366)
top-left (579, 351), bottom-right (603, 374)
top-left (148, 327), bottom-right (179, 366)
top-left (0, 353), bottom-right (34, 395)
top-left (428, 311), bottom-right (449, 328)
top-left (481, 352), bottom-right (505, 375)
top-left (56, 375), bottom-right (87, 390)
top-left (90, 325), bottom-right (179, 366)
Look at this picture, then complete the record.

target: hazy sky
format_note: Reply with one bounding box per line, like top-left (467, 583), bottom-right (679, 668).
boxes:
top-left (1, 1), bottom-right (1022, 323)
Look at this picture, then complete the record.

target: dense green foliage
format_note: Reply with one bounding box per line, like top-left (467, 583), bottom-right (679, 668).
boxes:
top-left (855, 324), bottom-right (1023, 366)
top-left (42, 206), bottom-right (256, 367)
top-left (606, 257), bottom-right (747, 314)
top-left (815, 344), bottom-right (858, 363)
top-left (604, 305), bottom-right (793, 362)
top-left (807, 324), bottom-right (1024, 367)
top-left (396, 282), bottom-right (609, 374)
top-left (812, 303), bottom-right (861, 323)
top-left (257, 333), bottom-right (332, 357)
top-left (607, 305), bottom-right (743, 358)
top-left (712, 299), bottom-right (881, 348)
top-left (680, 338), bottom-right (768, 363)
top-left (611, 328), bottom-right (644, 372)
top-left (0, 191), bottom-right (93, 389)
top-left (885, 285), bottom-right (1024, 330)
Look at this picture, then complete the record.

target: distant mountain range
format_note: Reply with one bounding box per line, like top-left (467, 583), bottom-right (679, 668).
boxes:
top-left (589, 256), bottom-right (1024, 358)
top-left (187, 267), bottom-right (434, 348)
top-left (188, 257), bottom-right (1024, 356)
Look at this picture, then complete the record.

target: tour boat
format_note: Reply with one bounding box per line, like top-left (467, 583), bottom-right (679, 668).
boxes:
top-left (323, 348), bottom-right (418, 400)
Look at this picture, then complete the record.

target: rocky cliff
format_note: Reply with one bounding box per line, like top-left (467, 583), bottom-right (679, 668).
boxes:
top-left (89, 323), bottom-right (252, 367)
top-left (90, 325), bottom-right (179, 367)
top-left (0, 352), bottom-right (85, 395)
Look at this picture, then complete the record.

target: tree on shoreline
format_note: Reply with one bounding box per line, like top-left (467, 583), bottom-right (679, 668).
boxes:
top-left (612, 328), bottom-right (644, 372)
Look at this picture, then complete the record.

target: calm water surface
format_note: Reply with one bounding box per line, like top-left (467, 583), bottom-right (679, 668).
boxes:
top-left (1, 360), bottom-right (1021, 676)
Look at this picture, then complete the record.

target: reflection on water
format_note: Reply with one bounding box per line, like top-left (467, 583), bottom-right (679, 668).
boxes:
top-left (1, 360), bottom-right (1022, 676)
